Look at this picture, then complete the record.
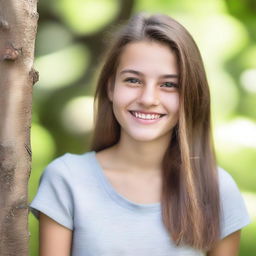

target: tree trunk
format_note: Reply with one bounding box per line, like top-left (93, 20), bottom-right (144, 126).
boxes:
top-left (0, 0), bottom-right (38, 255)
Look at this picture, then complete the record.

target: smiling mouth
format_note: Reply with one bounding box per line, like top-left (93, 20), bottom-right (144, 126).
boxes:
top-left (129, 111), bottom-right (166, 120)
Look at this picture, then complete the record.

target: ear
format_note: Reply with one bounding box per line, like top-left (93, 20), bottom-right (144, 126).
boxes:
top-left (107, 78), bottom-right (114, 102)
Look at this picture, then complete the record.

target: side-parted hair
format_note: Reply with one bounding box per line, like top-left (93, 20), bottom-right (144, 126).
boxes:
top-left (90, 12), bottom-right (220, 251)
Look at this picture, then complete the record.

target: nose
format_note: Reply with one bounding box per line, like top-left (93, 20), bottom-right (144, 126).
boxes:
top-left (137, 83), bottom-right (160, 106)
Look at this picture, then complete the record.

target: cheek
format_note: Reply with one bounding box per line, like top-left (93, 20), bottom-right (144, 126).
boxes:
top-left (112, 85), bottom-right (137, 106)
top-left (162, 93), bottom-right (180, 114)
top-left (173, 95), bottom-right (180, 113)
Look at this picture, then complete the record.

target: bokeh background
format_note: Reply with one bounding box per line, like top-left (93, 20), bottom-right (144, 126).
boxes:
top-left (28, 0), bottom-right (256, 255)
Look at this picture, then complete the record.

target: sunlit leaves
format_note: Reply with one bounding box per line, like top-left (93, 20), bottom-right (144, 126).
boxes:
top-left (52, 0), bottom-right (119, 34)
top-left (35, 44), bottom-right (90, 89)
top-left (36, 22), bottom-right (73, 55)
top-left (61, 96), bottom-right (94, 134)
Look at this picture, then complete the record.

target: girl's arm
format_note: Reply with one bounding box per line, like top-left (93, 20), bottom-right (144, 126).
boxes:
top-left (39, 213), bottom-right (73, 256)
top-left (207, 230), bottom-right (241, 256)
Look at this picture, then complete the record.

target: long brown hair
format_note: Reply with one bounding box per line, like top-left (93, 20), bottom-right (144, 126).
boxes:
top-left (89, 13), bottom-right (220, 251)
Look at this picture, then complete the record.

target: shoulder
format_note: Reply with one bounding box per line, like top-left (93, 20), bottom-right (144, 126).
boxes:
top-left (216, 167), bottom-right (251, 238)
top-left (217, 167), bottom-right (240, 194)
top-left (217, 167), bottom-right (246, 203)
top-left (30, 152), bottom-right (97, 230)
top-left (217, 166), bottom-right (245, 206)
top-left (41, 151), bottom-right (96, 182)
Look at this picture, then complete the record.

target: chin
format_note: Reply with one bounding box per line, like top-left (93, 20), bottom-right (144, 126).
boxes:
top-left (126, 131), bottom-right (165, 143)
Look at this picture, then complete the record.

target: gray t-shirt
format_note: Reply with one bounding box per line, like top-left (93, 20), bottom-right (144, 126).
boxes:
top-left (30, 151), bottom-right (250, 256)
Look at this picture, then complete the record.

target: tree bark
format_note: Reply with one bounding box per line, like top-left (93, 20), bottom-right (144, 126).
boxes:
top-left (0, 0), bottom-right (38, 255)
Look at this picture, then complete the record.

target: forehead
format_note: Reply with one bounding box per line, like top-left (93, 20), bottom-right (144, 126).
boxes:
top-left (117, 40), bottom-right (178, 75)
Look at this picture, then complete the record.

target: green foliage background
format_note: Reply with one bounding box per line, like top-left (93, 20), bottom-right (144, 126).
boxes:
top-left (29, 0), bottom-right (256, 255)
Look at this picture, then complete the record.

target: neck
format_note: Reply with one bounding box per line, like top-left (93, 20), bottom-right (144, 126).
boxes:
top-left (111, 132), bottom-right (172, 173)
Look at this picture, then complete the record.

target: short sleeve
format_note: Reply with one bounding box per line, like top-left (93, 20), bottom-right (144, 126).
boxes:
top-left (29, 154), bottom-right (74, 230)
top-left (218, 167), bottom-right (251, 239)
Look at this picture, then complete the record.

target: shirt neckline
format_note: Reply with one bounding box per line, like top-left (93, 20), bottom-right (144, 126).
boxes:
top-left (89, 151), bottom-right (161, 213)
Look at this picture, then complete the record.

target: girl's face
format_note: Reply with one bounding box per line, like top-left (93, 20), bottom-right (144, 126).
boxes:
top-left (108, 40), bottom-right (179, 143)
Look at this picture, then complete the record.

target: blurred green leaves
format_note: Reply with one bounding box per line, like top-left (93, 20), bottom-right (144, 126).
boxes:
top-left (61, 96), bottom-right (94, 134)
top-left (35, 44), bottom-right (90, 90)
top-left (36, 22), bottom-right (73, 55)
top-left (52, 0), bottom-right (119, 34)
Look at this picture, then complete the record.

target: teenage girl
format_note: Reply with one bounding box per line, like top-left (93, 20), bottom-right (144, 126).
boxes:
top-left (30, 13), bottom-right (250, 256)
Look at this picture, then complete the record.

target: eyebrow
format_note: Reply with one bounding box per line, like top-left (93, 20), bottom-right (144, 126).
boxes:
top-left (120, 69), bottom-right (179, 79)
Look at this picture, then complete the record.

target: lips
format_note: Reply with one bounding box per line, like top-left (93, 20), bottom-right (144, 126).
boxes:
top-left (129, 110), bottom-right (166, 117)
top-left (129, 111), bottom-right (165, 121)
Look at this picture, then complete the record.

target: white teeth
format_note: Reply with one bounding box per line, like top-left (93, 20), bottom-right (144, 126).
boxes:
top-left (132, 111), bottom-right (161, 120)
